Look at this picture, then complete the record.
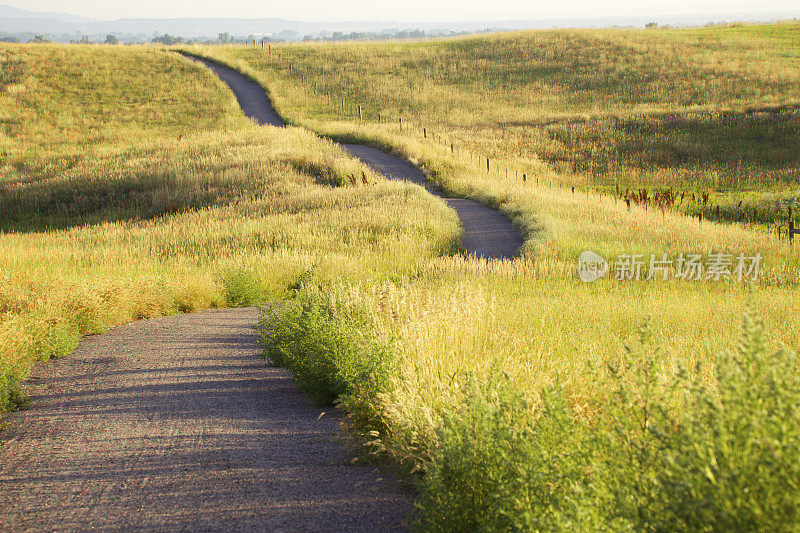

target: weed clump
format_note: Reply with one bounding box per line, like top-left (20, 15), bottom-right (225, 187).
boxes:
top-left (432, 306), bottom-right (800, 531)
top-left (0, 361), bottom-right (25, 414)
top-left (415, 371), bottom-right (599, 532)
top-left (648, 309), bottom-right (800, 530)
top-left (222, 269), bottom-right (264, 308)
top-left (258, 281), bottom-right (396, 407)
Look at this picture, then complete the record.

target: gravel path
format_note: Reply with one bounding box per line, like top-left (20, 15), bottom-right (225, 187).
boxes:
top-left (184, 53), bottom-right (523, 260)
top-left (0, 308), bottom-right (412, 531)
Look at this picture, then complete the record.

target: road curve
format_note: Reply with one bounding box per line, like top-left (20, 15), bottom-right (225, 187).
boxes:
top-left (0, 308), bottom-right (412, 531)
top-left (184, 53), bottom-right (524, 260)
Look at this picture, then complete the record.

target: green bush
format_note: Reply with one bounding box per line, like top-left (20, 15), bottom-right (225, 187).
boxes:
top-left (417, 307), bottom-right (800, 531)
top-left (415, 370), bottom-right (601, 532)
top-left (29, 321), bottom-right (80, 361)
top-left (0, 360), bottom-right (25, 414)
top-left (578, 306), bottom-right (800, 531)
top-left (591, 317), bottom-right (678, 529)
top-left (651, 309), bottom-right (800, 531)
top-left (258, 283), bottom-right (396, 407)
top-left (222, 269), bottom-right (263, 307)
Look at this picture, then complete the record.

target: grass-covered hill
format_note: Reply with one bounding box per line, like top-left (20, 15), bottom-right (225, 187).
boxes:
top-left (195, 22), bottom-right (800, 220)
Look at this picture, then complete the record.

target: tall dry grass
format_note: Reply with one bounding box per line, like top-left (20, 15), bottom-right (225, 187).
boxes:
top-left (0, 44), bottom-right (458, 413)
top-left (186, 22), bottom-right (800, 221)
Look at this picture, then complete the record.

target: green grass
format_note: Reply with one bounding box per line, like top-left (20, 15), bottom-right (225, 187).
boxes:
top-left (203, 24), bottom-right (800, 122)
top-left (0, 45), bottom-right (240, 156)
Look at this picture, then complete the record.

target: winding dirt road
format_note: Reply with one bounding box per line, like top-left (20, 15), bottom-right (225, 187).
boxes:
top-left (188, 54), bottom-right (524, 260)
top-left (0, 309), bottom-right (412, 531)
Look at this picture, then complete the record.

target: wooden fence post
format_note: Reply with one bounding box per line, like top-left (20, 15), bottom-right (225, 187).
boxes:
top-left (486, 158), bottom-right (490, 172)
top-left (791, 220), bottom-right (796, 245)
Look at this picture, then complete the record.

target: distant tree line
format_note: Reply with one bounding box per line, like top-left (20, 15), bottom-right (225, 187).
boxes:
top-left (152, 34), bottom-right (185, 45)
top-left (0, 27), bottom-right (504, 45)
top-left (301, 29), bottom-right (477, 42)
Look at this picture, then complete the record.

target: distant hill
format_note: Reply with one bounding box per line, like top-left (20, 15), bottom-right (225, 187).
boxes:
top-left (0, 5), bottom-right (90, 23)
top-left (1, 4), bottom-right (798, 43)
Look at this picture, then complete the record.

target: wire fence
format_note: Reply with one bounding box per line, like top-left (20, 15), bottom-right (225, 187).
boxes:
top-left (247, 40), bottom-right (799, 243)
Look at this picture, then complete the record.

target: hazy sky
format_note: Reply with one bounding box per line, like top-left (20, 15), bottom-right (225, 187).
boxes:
top-left (8, 0), bottom-right (799, 21)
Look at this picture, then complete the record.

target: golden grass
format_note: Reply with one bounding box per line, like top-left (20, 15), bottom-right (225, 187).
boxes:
top-left (0, 44), bottom-right (458, 412)
top-left (183, 25), bottom-right (800, 423)
top-left (187, 22), bottom-right (800, 215)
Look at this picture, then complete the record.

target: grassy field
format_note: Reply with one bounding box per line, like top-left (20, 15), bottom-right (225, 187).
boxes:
top-left (189, 22), bottom-right (800, 224)
top-left (183, 23), bottom-right (800, 529)
top-left (0, 44), bottom-right (457, 414)
top-left (3, 24), bottom-right (800, 530)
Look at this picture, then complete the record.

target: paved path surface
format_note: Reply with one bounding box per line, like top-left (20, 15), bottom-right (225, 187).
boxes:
top-left (0, 309), bottom-right (412, 531)
top-left (184, 53), bottom-right (523, 260)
